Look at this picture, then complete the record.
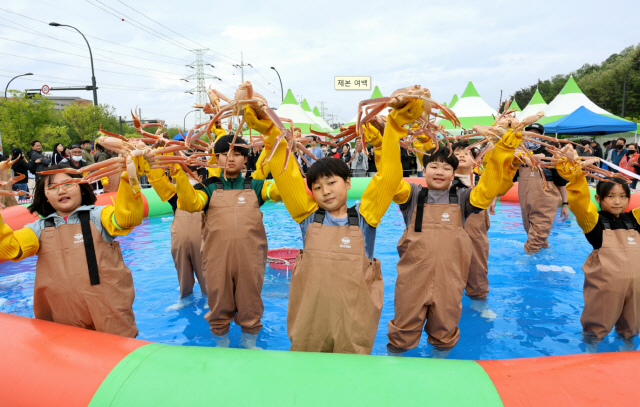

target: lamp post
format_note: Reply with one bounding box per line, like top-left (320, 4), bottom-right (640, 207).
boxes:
top-left (49, 22), bottom-right (98, 106)
top-left (622, 59), bottom-right (640, 118)
top-left (270, 67), bottom-right (283, 102)
top-left (4, 73), bottom-right (33, 99)
top-left (184, 109), bottom-right (198, 132)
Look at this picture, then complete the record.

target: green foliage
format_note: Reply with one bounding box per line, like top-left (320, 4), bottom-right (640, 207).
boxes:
top-left (61, 103), bottom-right (137, 142)
top-left (513, 44), bottom-right (640, 118)
top-left (0, 91), bottom-right (60, 151)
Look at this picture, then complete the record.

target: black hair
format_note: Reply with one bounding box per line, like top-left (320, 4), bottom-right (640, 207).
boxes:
top-left (213, 134), bottom-right (248, 157)
top-left (30, 140), bottom-right (41, 147)
top-left (11, 147), bottom-right (23, 159)
top-left (450, 141), bottom-right (477, 158)
top-left (596, 177), bottom-right (631, 200)
top-left (94, 143), bottom-right (105, 152)
top-left (52, 143), bottom-right (64, 154)
top-left (422, 147), bottom-right (459, 170)
top-left (306, 157), bottom-right (351, 189)
top-left (617, 137), bottom-right (627, 144)
top-left (28, 165), bottom-right (97, 217)
top-left (82, 139), bottom-right (91, 145)
top-left (603, 140), bottom-right (611, 146)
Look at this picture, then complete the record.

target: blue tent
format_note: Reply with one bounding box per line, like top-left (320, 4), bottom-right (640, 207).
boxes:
top-left (173, 133), bottom-right (186, 141)
top-left (544, 106), bottom-right (637, 135)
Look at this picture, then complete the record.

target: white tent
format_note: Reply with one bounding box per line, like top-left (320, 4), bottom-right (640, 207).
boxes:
top-left (439, 81), bottom-right (497, 129)
top-left (539, 76), bottom-right (612, 124)
top-left (300, 99), bottom-right (330, 131)
top-left (517, 88), bottom-right (548, 120)
top-left (273, 89), bottom-right (315, 133)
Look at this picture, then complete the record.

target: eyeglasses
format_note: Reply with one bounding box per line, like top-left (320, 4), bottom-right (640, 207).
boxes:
top-left (46, 182), bottom-right (78, 193)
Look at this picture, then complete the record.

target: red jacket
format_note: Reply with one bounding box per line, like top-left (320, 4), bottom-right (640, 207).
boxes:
top-left (619, 152), bottom-right (640, 179)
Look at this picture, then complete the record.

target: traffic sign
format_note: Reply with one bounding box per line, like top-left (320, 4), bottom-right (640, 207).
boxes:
top-left (41, 85), bottom-right (50, 94)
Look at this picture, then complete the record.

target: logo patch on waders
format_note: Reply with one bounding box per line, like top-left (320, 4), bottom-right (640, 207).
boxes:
top-left (340, 237), bottom-right (351, 249)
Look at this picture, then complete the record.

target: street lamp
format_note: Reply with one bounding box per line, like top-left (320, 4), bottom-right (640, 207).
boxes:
top-left (184, 109), bottom-right (198, 132)
top-left (270, 67), bottom-right (283, 102)
top-left (622, 59), bottom-right (640, 118)
top-left (4, 73), bottom-right (33, 99)
top-left (49, 22), bottom-right (98, 106)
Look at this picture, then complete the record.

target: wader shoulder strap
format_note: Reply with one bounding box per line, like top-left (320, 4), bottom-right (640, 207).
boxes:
top-left (449, 180), bottom-right (459, 204)
top-left (78, 211), bottom-right (100, 286)
top-left (243, 176), bottom-right (253, 190)
top-left (347, 206), bottom-right (359, 227)
top-left (44, 218), bottom-right (56, 228)
top-left (313, 209), bottom-right (326, 224)
top-left (415, 188), bottom-right (428, 232)
top-left (195, 176), bottom-right (219, 191)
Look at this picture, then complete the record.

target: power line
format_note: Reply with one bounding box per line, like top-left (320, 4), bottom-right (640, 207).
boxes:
top-left (0, 73), bottom-right (187, 92)
top-left (0, 8), bottom-right (194, 64)
top-left (0, 38), bottom-right (187, 79)
top-left (0, 20), bottom-right (191, 67)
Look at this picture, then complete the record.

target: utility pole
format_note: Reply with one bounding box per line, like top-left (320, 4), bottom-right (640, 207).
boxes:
top-left (233, 52), bottom-right (253, 85)
top-left (319, 102), bottom-right (328, 120)
top-left (183, 49), bottom-right (221, 126)
top-left (119, 116), bottom-right (124, 136)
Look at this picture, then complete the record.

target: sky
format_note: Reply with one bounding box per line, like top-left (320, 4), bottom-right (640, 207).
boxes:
top-left (1, 0), bottom-right (639, 130)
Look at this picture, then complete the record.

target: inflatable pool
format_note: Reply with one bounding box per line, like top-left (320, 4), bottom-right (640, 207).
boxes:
top-left (2, 178), bottom-right (640, 406)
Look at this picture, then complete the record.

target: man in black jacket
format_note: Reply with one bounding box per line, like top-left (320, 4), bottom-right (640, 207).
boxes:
top-left (26, 140), bottom-right (51, 182)
top-left (60, 144), bottom-right (87, 170)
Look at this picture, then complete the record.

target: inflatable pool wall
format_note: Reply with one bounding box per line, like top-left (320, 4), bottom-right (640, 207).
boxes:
top-left (1, 312), bottom-right (639, 406)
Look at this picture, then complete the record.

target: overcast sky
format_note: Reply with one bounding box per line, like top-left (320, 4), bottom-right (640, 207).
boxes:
top-left (2, 0), bottom-right (639, 129)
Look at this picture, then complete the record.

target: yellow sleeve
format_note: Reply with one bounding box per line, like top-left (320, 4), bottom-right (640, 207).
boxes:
top-left (0, 216), bottom-right (39, 261)
top-left (205, 127), bottom-right (227, 178)
top-left (173, 166), bottom-right (208, 212)
top-left (101, 171), bottom-right (144, 237)
top-left (393, 180), bottom-right (412, 204)
top-left (244, 106), bottom-right (318, 222)
top-left (147, 168), bottom-right (176, 202)
top-left (252, 148), bottom-right (271, 180)
top-left (262, 180), bottom-right (281, 202)
top-left (360, 111), bottom-right (407, 227)
top-left (555, 159), bottom-right (599, 233)
top-left (633, 207), bottom-right (640, 224)
top-left (470, 131), bottom-right (520, 209)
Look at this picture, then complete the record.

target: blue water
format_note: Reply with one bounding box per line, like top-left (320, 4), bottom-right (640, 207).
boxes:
top-left (1, 201), bottom-right (638, 359)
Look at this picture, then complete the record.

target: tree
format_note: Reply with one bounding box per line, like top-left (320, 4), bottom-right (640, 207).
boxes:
top-left (0, 91), bottom-right (60, 151)
top-left (62, 103), bottom-right (136, 142)
top-left (512, 44), bottom-right (640, 119)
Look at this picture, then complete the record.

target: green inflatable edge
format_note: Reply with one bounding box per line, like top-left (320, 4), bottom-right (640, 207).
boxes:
top-left (141, 188), bottom-right (173, 218)
top-left (89, 343), bottom-right (503, 407)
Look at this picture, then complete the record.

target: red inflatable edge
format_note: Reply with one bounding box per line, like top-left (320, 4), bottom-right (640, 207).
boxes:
top-left (0, 312), bottom-right (149, 407)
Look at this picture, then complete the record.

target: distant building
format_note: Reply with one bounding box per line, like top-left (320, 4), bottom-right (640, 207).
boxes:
top-left (44, 96), bottom-right (93, 111)
top-left (123, 118), bottom-right (166, 126)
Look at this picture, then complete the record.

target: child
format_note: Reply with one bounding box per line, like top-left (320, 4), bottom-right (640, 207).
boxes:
top-left (387, 131), bottom-right (521, 357)
top-left (451, 142), bottom-right (493, 310)
top-left (243, 100), bottom-right (423, 354)
top-left (556, 158), bottom-right (640, 349)
top-left (163, 135), bottom-right (280, 349)
top-left (0, 166), bottom-right (143, 337)
top-left (146, 163), bottom-right (207, 303)
top-left (517, 123), bottom-right (569, 254)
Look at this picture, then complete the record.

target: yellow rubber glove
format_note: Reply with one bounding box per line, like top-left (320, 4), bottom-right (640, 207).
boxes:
top-left (388, 99), bottom-right (425, 127)
top-left (0, 215), bottom-right (39, 261)
top-left (360, 107), bottom-right (406, 227)
top-left (363, 124), bottom-right (383, 148)
top-left (252, 147), bottom-right (272, 180)
top-left (555, 157), bottom-right (599, 233)
top-left (100, 171), bottom-right (144, 237)
top-left (174, 166), bottom-right (208, 212)
top-left (261, 180), bottom-right (282, 202)
top-left (207, 126), bottom-right (228, 178)
top-left (133, 156), bottom-right (150, 176)
top-left (393, 181), bottom-right (413, 204)
top-left (101, 176), bottom-right (109, 187)
top-left (469, 134), bottom-right (519, 209)
top-left (243, 105), bottom-right (278, 140)
top-left (413, 136), bottom-right (435, 166)
top-left (147, 167), bottom-right (176, 202)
